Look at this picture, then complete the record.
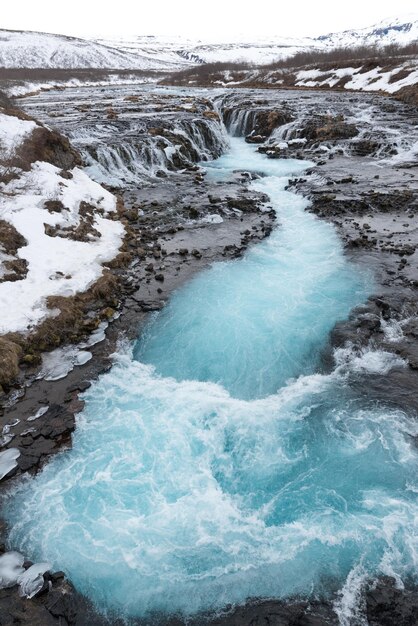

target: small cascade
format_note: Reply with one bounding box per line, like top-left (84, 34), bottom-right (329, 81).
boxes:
top-left (269, 119), bottom-right (302, 142)
top-left (222, 108), bottom-right (260, 137)
top-left (74, 117), bottom-right (228, 187)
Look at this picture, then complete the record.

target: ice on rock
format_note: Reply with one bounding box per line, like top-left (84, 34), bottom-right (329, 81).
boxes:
top-left (17, 562), bottom-right (51, 599)
top-left (38, 346), bottom-right (92, 381)
top-left (0, 422), bottom-right (19, 447)
top-left (74, 350), bottom-right (93, 366)
top-left (0, 448), bottom-right (20, 480)
top-left (79, 321), bottom-right (108, 348)
top-left (0, 552), bottom-right (25, 589)
top-left (27, 406), bottom-right (49, 422)
top-left (201, 214), bottom-right (223, 224)
top-left (0, 552), bottom-right (51, 597)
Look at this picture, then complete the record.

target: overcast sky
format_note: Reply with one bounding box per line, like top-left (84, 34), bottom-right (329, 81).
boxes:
top-left (2, 1), bottom-right (418, 40)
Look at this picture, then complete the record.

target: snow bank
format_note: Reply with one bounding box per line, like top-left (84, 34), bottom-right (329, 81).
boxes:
top-left (0, 110), bottom-right (125, 335)
top-left (0, 113), bottom-right (37, 158)
top-left (6, 74), bottom-right (160, 98)
top-left (0, 162), bottom-right (124, 333)
top-left (295, 62), bottom-right (418, 93)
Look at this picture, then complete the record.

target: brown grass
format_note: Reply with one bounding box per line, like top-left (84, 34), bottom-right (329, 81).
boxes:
top-left (0, 337), bottom-right (22, 388)
top-left (395, 84), bottom-right (418, 107)
top-left (163, 41), bottom-right (418, 88)
top-left (0, 267), bottom-right (122, 390)
top-left (14, 126), bottom-right (82, 171)
top-left (263, 42), bottom-right (418, 71)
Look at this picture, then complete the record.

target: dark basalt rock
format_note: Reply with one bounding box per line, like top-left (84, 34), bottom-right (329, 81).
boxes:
top-left (299, 114), bottom-right (359, 142)
top-left (351, 139), bottom-right (381, 156)
top-left (191, 600), bottom-right (338, 626)
top-left (366, 577), bottom-right (418, 626)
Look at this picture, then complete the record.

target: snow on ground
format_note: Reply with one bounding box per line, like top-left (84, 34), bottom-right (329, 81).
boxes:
top-left (0, 113), bottom-right (36, 158)
top-left (0, 29), bottom-right (179, 70)
top-left (295, 62), bottom-right (418, 93)
top-left (0, 164), bottom-right (124, 333)
top-left (0, 112), bottom-right (124, 335)
top-left (5, 74), bottom-right (161, 98)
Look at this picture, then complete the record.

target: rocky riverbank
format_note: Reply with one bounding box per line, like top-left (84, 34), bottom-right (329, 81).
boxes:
top-left (1, 85), bottom-right (418, 624)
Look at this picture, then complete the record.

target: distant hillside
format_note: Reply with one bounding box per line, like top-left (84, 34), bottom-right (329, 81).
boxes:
top-left (0, 15), bottom-right (416, 72)
top-left (162, 43), bottom-right (418, 105)
top-left (316, 14), bottom-right (418, 48)
top-left (0, 29), bottom-right (187, 70)
top-left (97, 16), bottom-right (418, 67)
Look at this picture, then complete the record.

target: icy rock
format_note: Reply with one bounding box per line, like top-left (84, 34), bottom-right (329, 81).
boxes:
top-left (202, 214), bottom-right (223, 224)
top-left (39, 347), bottom-right (93, 381)
top-left (79, 321), bottom-right (108, 348)
top-left (17, 562), bottom-right (51, 599)
top-left (0, 448), bottom-right (20, 480)
top-left (27, 406), bottom-right (49, 422)
top-left (0, 551), bottom-right (25, 588)
top-left (74, 350), bottom-right (93, 366)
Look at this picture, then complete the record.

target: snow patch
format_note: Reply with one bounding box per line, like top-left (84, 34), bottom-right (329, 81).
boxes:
top-left (0, 159), bottom-right (124, 334)
top-left (0, 113), bottom-right (37, 159)
top-left (38, 346), bottom-right (93, 382)
top-left (0, 448), bottom-right (20, 480)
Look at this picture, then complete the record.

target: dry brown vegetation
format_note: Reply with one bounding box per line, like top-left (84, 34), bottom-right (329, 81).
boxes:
top-left (395, 84), bottom-right (418, 107)
top-left (0, 270), bottom-right (121, 388)
top-left (0, 338), bottom-right (22, 387)
top-left (44, 201), bottom-right (103, 242)
top-left (0, 219), bottom-right (26, 255)
top-left (264, 42), bottom-right (418, 71)
top-left (0, 220), bottom-right (28, 283)
top-left (163, 42), bottom-right (418, 89)
top-left (14, 126), bottom-right (81, 171)
top-left (0, 93), bottom-right (128, 390)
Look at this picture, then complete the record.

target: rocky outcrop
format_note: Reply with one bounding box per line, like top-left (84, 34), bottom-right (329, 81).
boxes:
top-left (395, 84), bottom-right (418, 108)
top-left (298, 114), bottom-right (359, 142)
top-left (14, 126), bottom-right (82, 171)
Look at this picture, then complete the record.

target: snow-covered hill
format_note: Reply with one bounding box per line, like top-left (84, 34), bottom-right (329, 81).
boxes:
top-left (97, 15), bottom-right (418, 67)
top-left (95, 35), bottom-right (202, 67)
top-left (0, 29), bottom-right (188, 70)
top-left (316, 14), bottom-right (418, 48)
top-left (96, 34), bottom-right (316, 66)
top-left (0, 15), bottom-right (417, 71)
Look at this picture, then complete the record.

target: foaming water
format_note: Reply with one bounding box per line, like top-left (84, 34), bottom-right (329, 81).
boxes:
top-left (136, 139), bottom-right (367, 399)
top-left (4, 139), bottom-right (418, 622)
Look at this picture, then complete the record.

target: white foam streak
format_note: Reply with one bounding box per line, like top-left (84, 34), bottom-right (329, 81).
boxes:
top-left (334, 564), bottom-right (368, 626)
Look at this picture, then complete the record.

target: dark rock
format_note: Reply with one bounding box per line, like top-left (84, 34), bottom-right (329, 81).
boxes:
top-left (366, 577), bottom-right (418, 626)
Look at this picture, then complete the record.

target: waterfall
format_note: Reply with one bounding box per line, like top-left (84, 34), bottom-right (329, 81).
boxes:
top-left (222, 108), bottom-right (259, 137)
top-left (71, 117), bottom-right (229, 187)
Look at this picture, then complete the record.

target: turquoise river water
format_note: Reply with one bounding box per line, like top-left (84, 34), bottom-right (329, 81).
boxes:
top-left (5, 139), bottom-right (418, 622)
